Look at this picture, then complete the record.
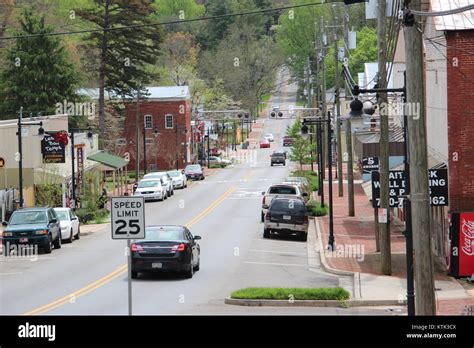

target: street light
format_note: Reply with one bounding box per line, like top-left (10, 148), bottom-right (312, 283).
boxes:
top-left (175, 125), bottom-right (188, 171)
top-left (17, 107), bottom-right (44, 208)
top-left (70, 127), bottom-right (94, 209)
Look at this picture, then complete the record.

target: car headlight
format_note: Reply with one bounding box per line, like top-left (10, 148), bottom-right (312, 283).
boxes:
top-left (2, 232), bottom-right (13, 237)
top-left (155, 189), bottom-right (162, 193)
top-left (61, 226), bottom-right (68, 231)
top-left (34, 230), bottom-right (48, 235)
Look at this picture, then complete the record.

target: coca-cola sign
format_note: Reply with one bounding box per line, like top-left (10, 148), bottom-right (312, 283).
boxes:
top-left (461, 217), bottom-right (474, 256)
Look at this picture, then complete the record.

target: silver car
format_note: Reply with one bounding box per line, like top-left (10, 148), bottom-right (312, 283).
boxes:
top-left (167, 170), bottom-right (188, 189)
top-left (143, 172), bottom-right (174, 197)
top-left (134, 179), bottom-right (166, 201)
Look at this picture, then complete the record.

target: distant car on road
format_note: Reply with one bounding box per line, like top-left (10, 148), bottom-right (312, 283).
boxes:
top-left (264, 133), bottom-right (275, 142)
top-left (54, 207), bottom-right (80, 243)
top-left (260, 139), bottom-right (271, 148)
top-left (134, 179), bottom-right (166, 201)
top-left (130, 225), bottom-right (201, 279)
top-left (283, 136), bottom-right (294, 147)
top-left (167, 170), bottom-right (187, 189)
top-left (261, 184), bottom-right (307, 222)
top-left (263, 197), bottom-right (309, 241)
top-left (185, 164), bottom-right (205, 180)
top-left (208, 156), bottom-right (232, 166)
top-left (2, 207), bottom-right (62, 254)
top-left (270, 152), bottom-right (286, 166)
top-left (144, 172), bottom-right (174, 197)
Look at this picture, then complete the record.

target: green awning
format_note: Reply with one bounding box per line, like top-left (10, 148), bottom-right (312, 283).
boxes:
top-left (87, 151), bottom-right (128, 170)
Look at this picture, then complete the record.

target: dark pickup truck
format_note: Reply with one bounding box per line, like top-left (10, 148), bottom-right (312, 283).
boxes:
top-left (270, 152), bottom-right (286, 166)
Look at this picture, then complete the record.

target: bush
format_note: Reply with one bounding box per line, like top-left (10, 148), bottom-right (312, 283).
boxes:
top-left (291, 170), bottom-right (318, 192)
top-left (75, 209), bottom-right (96, 224)
top-left (307, 200), bottom-right (328, 217)
top-left (209, 163), bottom-right (228, 169)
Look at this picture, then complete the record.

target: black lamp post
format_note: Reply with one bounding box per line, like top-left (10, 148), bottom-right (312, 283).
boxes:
top-left (69, 127), bottom-right (94, 210)
top-left (301, 115), bottom-right (335, 251)
top-left (17, 107), bottom-right (45, 208)
top-left (175, 125), bottom-right (188, 171)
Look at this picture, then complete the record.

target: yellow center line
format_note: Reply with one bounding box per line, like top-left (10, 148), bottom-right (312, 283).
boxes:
top-left (23, 173), bottom-right (251, 316)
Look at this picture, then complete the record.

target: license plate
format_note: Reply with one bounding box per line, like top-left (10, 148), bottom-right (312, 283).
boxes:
top-left (19, 238), bottom-right (28, 243)
top-left (283, 215), bottom-right (291, 220)
top-left (152, 263), bottom-right (162, 269)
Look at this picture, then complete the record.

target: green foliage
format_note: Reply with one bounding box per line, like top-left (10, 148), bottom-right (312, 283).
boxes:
top-left (230, 287), bottom-right (350, 301)
top-left (34, 184), bottom-right (63, 208)
top-left (307, 199), bottom-right (328, 217)
top-left (287, 118), bottom-right (312, 170)
top-left (0, 9), bottom-right (81, 119)
top-left (292, 170), bottom-right (318, 192)
top-left (348, 26), bottom-right (378, 83)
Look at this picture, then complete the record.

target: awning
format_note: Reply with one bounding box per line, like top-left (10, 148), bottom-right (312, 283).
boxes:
top-left (87, 151), bottom-right (128, 170)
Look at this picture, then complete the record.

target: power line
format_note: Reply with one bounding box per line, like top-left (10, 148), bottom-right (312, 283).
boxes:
top-left (0, 1), bottom-right (330, 41)
top-left (409, 3), bottom-right (474, 16)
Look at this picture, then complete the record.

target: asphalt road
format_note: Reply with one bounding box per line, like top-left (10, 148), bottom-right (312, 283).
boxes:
top-left (0, 69), bottom-right (402, 316)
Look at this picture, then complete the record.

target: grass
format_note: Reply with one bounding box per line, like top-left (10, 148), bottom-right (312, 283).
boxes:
top-left (291, 170), bottom-right (319, 192)
top-left (230, 287), bottom-right (350, 301)
top-left (307, 200), bottom-right (329, 217)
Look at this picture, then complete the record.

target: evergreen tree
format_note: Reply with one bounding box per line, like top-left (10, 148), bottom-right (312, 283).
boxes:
top-left (0, 9), bottom-right (80, 119)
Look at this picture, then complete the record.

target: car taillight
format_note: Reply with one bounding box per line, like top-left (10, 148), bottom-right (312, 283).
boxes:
top-left (172, 243), bottom-right (186, 252)
top-left (265, 213), bottom-right (270, 220)
top-left (131, 243), bottom-right (144, 252)
top-left (262, 196), bottom-right (266, 204)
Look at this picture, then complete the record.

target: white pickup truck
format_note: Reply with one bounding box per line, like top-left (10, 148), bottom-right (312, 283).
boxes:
top-left (261, 184), bottom-right (308, 222)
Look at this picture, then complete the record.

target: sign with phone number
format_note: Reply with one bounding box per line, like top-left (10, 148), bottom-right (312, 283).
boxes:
top-left (111, 197), bottom-right (145, 239)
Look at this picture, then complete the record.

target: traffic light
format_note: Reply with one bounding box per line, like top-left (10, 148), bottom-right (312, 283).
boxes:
top-left (270, 111), bottom-right (276, 117)
top-left (278, 111), bottom-right (283, 117)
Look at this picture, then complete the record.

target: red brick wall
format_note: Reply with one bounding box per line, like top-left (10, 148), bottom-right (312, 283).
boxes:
top-left (447, 30), bottom-right (474, 211)
top-left (121, 99), bottom-right (191, 172)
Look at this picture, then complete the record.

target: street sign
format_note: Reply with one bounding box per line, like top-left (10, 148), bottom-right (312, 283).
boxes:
top-left (362, 157), bottom-right (379, 174)
top-left (111, 196), bottom-right (145, 239)
top-left (41, 132), bottom-right (66, 163)
top-left (371, 169), bottom-right (449, 208)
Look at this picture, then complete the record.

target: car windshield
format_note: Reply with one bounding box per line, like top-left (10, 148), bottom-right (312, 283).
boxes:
top-left (186, 165), bottom-right (201, 171)
top-left (9, 211), bottom-right (48, 225)
top-left (269, 186), bottom-right (297, 195)
top-left (138, 180), bottom-right (160, 188)
top-left (270, 199), bottom-right (304, 212)
top-left (168, 171), bottom-right (180, 177)
top-left (54, 210), bottom-right (69, 221)
top-left (144, 227), bottom-right (184, 241)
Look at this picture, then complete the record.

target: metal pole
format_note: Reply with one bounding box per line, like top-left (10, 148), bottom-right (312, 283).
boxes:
top-left (318, 120), bottom-right (325, 207)
top-left (346, 117), bottom-right (354, 216)
top-left (143, 126), bottom-right (147, 175)
top-left (127, 239), bottom-right (132, 316)
top-left (334, 23), bottom-right (343, 197)
top-left (310, 131), bottom-right (314, 172)
top-left (135, 89), bottom-right (140, 180)
top-left (207, 129), bottom-right (210, 168)
top-left (175, 125), bottom-right (179, 171)
top-left (17, 107), bottom-right (23, 208)
top-left (71, 129), bottom-right (76, 209)
top-left (327, 116), bottom-right (334, 250)
top-left (402, 72), bottom-right (415, 316)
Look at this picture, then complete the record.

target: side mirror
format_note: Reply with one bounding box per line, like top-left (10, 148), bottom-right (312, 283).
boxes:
top-left (2, 221), bottom-right (7, 227)
top-left (72, 217), bottom-right (78, 221)
top-left (302, 192), bottom-right (308, 197)
top-left (181, 170), bottom-right (185, 174)
top-left (261, 191), bottom-right (265, 196)
top-left (193, 235), bottom-right (202, 240)
top-left (51, 218), bottom-right (58, 223)
top-left (262, 204), bottom-right (269, 209)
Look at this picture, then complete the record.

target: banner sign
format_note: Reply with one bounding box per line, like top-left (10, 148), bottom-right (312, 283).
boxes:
top-left (41, 132), bottom-right (66, 163)
top-left (371, 169), bottom-right (448, 208)
top-left (362, 157), bottom-right (379, 174)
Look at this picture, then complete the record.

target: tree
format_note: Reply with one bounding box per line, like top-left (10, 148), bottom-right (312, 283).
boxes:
top-left (76, 0), bottom-right (164, 138)
top-left (152, 0), bottom-right (204, 32)
top-left (287, 117), bottom-right (312, 170)
top-left (0, 9), bottom-right (80, 119)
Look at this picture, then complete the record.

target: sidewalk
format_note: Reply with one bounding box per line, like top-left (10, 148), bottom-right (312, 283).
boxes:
top-left (314, 163), bottom-right (474, 315)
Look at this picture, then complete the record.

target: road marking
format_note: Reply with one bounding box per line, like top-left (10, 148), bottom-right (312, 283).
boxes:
top-left (0, 272), bottom-right (23, 276)
top-left (243, 261), bottom-right (307, 267)
top-left (248, 249), bottom-right (307, 256)
top-left (23, 174), bottom-right (248, 315)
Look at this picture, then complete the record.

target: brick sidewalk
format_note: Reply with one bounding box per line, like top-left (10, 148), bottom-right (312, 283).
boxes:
top-left (316, 163), bottom-right (474, 315)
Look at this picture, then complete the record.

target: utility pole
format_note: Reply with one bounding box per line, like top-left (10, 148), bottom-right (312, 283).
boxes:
top-left (332, 10), bottom-right (343, 197)
top-left (320, 17), bottom-right (328, 178)
top-left (378, 0), bottom-right (392, 275)
top-left (135, 89), bottom-right (140, 181)
top-left (403, 0), bottom-right (436, 315)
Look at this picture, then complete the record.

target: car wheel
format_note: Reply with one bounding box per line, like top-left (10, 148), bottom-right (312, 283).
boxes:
top-left (300, 233), bottom-right (308, 242)
top-left (67, 228), bottom-right (74, 243)
top-left (75, 226), bottom-right (80, 240)
top-left (271, 163), bottom-right (273, 166)
top-left (131, 270), bottom-right (138, 279)
top-left (184, 262), bottom-right (194, 279)
top-left (194, 256), bottom-right (200, 271)
top-left (263, 229), bottom-right (271, 238)
top-left (261, 212), bottom-right (264, 222)
top-left (44, 236), bottom-right (53, 254)
top-left (53, 233), bottom-right (62, 249)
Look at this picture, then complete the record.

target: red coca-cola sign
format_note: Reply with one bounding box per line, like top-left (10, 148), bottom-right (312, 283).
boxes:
top-left (459, 213), bottom-right (474, 275)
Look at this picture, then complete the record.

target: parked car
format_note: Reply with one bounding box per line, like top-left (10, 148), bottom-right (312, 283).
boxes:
top-left (167, 170), bottom-right (187, 189)
top-left (143, 172), bottom-right (174, 197)
top-left (263, 197), bottom-right (309, 241)
top-left (264, 133), bottom-right (275, 142)
top-left (261, 184), bottom-right (307, 222)
top-left (208, 156), bottom-right (232, 165)
top-left (283, 177), bottom-right (310, 195)
top-left (185, 164), bottom-right (205, 180)
top-left (2, 207), bottom-right (61, 254)
top-left (134, 179), bottom-right (166, 201)
top-left (270, 152), bottom-right (286, 166)
top-left (260, 139), bottom-right (271, 148)
top-left (130, 225), bottom-right (201, 279)
top-left (283, 136), bottom-right (294, 147)
top-left (54, 207), bottom-right (80, 243)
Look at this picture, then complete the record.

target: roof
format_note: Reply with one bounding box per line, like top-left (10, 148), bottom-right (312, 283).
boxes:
top-left (356, 126), bottom-right (405, 144)
top-left (430, 0), bottom-right (474, 31)
top-left (78, 86), bottom-right (190, 101)
top-left (87, 151), bottom-right (128, 170)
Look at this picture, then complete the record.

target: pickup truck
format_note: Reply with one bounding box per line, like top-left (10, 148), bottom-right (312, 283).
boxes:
top-left (270, 152), bottom-right (286, 166)
top-left (260, 184), bottom-right (308, 222)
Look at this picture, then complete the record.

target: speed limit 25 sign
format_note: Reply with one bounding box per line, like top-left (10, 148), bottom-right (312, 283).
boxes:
top-left (111, 197), bottom-right (146, 239)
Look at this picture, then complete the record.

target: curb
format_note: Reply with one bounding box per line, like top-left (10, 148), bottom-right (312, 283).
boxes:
top-left (224, 297), bottom-right (405, 307)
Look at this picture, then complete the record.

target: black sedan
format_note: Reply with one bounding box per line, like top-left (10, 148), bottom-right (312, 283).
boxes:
top-left (130, 225), bottom-right (201, 279)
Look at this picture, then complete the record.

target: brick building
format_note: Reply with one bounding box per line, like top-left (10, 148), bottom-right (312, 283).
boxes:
top-left (117, 86), bottom-right (192, 172)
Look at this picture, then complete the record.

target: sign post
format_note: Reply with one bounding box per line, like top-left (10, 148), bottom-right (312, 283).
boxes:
top-left (111, 196), bottom-right (146, 316)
